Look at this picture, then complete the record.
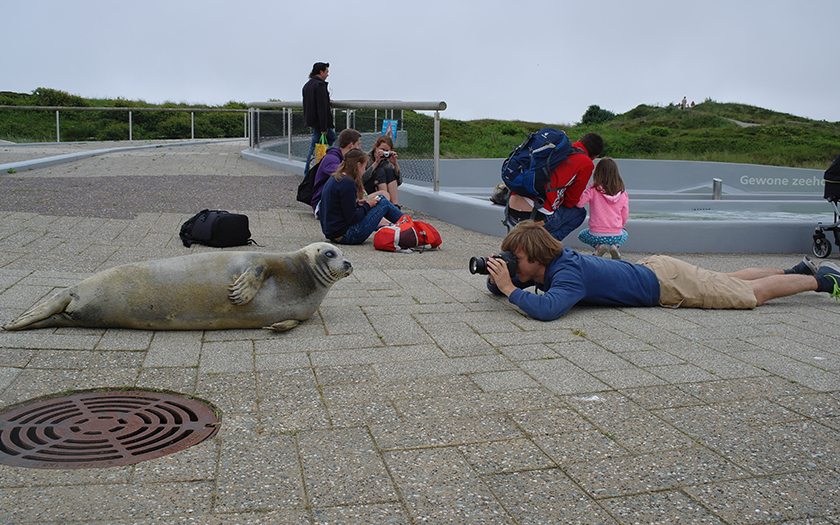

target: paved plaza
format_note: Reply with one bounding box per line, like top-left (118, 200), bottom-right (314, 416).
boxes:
top-left (1, 139), bottom-right (839, 524)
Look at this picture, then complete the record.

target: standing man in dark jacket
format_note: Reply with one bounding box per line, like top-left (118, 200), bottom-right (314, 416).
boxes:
top-left (302, 62), bottom-right (336, 174)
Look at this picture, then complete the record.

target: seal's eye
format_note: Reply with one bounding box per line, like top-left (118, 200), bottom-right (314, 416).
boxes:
top-left (324, 250), bottom-right (335, 258)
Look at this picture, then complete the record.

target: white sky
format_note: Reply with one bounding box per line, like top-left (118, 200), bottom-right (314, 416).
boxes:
top-left (5, 0), bottom-right (839, 125)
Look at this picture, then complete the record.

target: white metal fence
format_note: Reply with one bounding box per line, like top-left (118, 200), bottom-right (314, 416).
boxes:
top-left (248, 100), bottom-right (446, 190)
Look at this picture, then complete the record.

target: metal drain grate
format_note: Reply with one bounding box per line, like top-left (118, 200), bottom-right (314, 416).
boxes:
top-left (0, 390), bottom-right (219, 469)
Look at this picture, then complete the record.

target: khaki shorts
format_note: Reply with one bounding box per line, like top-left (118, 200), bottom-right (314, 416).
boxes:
top-left (637, 255), bottom-right (757, 310)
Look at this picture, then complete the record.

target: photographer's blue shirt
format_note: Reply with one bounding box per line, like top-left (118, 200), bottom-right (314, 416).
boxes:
top-left (487, 248), bottom-right (660, 320)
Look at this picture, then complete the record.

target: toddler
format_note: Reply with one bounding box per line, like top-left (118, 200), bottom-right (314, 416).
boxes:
top-left (576, 158), bottom-right (629, 259)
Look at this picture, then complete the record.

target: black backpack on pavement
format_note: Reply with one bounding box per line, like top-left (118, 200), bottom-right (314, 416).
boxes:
top-left (179, 209), bottom-right (255, 248)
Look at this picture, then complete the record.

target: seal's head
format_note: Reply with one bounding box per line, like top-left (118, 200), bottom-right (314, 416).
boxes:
top-left (307, 242), bottom-right (352, 287)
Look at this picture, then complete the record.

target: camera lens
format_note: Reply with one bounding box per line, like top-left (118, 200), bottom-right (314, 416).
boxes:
top-left (468, 257), bottom-right (487, 275)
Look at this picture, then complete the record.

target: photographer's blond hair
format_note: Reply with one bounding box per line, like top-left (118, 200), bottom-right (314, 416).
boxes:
top-left (500, 220), bottom-right (564, 266)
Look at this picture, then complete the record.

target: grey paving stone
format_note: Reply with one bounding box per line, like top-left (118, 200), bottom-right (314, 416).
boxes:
top-left (685, 470), bottom-right (840, 524)
top-left (0, 366), bottom-right (21, 392)
top-left (619, 384), bottom-right (706, 410)
top-left (518, 358), bottom-right (610, 395)
top-left (482, 468), bottom-right (617, 524)
top-left (0, 481), bottom-right (215, 522)
top-left (592, 367), bottom-right (669, 389)
top-left (394, 391), bottom-right (508, 419)
top-left (384, 447), bottom-right (510, 523)
top-left (136, 366), bottom-right (198, 393)
top-left (26, 349), bottom-right (144, 369)
top-left (0, 347), bottom-right (32, 368)
top-left (314, 364), bottom-right (378, 385)
top-left (214, 433), bottom-right (304, 513)
top-left (299, 427), bottom-right (397, 507)
top-left (327, 401), bottom-right (401, 428)
top-left (509, 407), bottom-right (595, 436)
top-left (459, 438), bottom-right (554, 473)
top-left (371, 414), bottom-right (523, 450)
top-left (470, 370), bottom-right (540, 391)
top-left (143, 330), bottom-right (203, 368)
top-left (600, 490), bottom-right (726, 524)
top-left (495, 343), bottom-right (558, 361)
top-left (647, 363), bottom-right (721, 383)
top-left (199, 340), bottom-right (254, 374)
top-left (255, 351), bottom-right (310, 371)
top-left (309, 344), bottom-right (445, 368)
top-left (196, 372), bottom-right (258, 413)
top-left (565, 447), bottom-right (747, 498)
top-left (533, 430), bottom-right (630, 465)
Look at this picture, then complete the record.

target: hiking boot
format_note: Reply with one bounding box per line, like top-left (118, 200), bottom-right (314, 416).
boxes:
top-left (786, 255), bottom-right (820, 275)
top-left (596, 244), bottom-right (609, 257)
top-left (609, 244), bottom-right (621, 259)
top-left (814, 261), bottom-right (840, 300)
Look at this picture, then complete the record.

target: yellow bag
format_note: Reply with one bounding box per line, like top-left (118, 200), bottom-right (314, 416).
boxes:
top-left (315, 134), bottom-right (328, 163)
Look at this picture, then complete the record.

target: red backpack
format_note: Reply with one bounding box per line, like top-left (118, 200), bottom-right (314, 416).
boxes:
top-left (374, 215), bottom-right (442, 252)
top-left (414, 221), bottom-right (442, 249)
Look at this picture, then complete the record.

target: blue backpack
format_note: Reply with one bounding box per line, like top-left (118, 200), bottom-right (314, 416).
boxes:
top-left (501, 127), bottom-right (575, 202)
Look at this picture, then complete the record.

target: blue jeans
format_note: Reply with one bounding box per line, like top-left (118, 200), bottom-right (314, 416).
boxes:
top-left (305, 127), bottom-right (337, 174)
top-left (542, 206), bottom-right (586, 242)
top-left (335, 198), bottom-right (404, 245)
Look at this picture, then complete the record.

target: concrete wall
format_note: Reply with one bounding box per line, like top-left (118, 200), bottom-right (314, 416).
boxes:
top-left (243, 149), bottom-right (830, 254)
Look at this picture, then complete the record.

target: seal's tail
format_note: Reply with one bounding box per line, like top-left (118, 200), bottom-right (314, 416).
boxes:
top-left (3, 291), bottom-right (72, 331)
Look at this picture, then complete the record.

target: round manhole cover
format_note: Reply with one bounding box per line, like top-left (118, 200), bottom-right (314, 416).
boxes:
top-left (0, 390), bottom-right (219, 469)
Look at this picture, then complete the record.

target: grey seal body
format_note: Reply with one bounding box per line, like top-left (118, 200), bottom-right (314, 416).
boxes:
top-left (3, 243), bottom-right (352, 332)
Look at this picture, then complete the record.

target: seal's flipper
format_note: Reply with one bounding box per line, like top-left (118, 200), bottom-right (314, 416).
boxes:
top-left (2, 291), bottom-right (73, 331)
top-left (262, 320), bottom-right (299, 332)
top-left (228, 265), bottom-right (267, 305)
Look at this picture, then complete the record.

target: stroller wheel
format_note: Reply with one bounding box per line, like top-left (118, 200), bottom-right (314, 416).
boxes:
top-left (813, 236), bottom-right (832, 258)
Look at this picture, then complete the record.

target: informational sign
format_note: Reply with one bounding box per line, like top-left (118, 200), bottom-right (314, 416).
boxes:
top-left (382, 120), bottom-right (398, 141)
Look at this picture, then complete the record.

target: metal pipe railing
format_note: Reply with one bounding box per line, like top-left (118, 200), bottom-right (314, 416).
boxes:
top-left (248, 100), bottom-right (446, 190)
top-left (0, 105), bottom-right (249, 143)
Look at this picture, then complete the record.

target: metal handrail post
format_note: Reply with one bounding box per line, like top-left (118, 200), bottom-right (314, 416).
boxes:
top-left (248, 109), bottom-right (255, 149)
top-left (191, 112), bottom-right (195, 139)
top-left (55, 110), bottom-right (60, 143)
top-left (286, 108), bottom-right (292, 160)
top-left (434, 110), bottom-right (440, 192)
top-left (129, 111), bottom-right (133, 141)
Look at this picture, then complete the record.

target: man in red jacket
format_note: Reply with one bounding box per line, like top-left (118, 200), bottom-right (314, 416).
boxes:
top-left (506, 132), bottom-right (604, 241)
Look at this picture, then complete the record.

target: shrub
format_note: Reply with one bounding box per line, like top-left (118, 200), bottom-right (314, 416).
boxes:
top-left (581, 105), bottom-right (615, 125)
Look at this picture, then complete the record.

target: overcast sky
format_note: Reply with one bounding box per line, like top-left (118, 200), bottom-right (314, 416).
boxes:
top-left (5, 0), bottom-right (839, 125)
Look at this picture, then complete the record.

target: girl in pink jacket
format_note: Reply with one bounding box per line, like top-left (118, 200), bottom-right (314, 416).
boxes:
top-left (576, 158), bottom-right (629, 259)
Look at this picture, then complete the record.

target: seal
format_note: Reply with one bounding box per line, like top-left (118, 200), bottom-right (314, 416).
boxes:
top-left (3, 242), bottom-right (352, 332)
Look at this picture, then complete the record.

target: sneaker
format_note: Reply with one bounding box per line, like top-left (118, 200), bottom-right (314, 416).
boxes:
top-left (786, 255), bottom-right (820, 275)
top-left (609, 244), bottom-right (621, 259)
top-left (814, 261), bottom-right (840, 300)
top-left (596, 244), bottom-right (609, 257)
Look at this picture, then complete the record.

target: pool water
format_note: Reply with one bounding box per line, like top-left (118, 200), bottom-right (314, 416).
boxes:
top-left (629, 210), bottom-right (836, 221)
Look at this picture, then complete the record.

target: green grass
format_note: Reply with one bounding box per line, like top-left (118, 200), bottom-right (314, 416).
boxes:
top-left (2, 89), bottom-right (838, 169)
top-left (0, 88), bottom-right (247, 142)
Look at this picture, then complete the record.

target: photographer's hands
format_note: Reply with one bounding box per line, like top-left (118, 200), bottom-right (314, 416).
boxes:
top-left (487, 257), bottom-right (516, 297)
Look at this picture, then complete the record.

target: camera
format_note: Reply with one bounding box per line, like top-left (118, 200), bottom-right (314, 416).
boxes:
top-left (469, 251), bottom-right (517, 278)
top-left (382, 151), bottom-right (392, 158)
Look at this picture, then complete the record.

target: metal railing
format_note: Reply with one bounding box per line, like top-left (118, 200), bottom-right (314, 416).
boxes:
top-left (248, 100), bottom-right (446, 191)
top-left (0, 105), bottom-right (249, 142)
